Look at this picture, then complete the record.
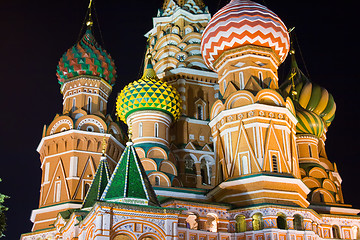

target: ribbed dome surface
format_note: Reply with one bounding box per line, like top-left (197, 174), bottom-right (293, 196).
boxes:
top-left (56, 29), bottom-right (117, 85)
top-left (116, 63), bottom-right (181, 123)
top-left (201, 0), bottom-right (290, 70)
top-left (296, 105), bottom-right (325, 138)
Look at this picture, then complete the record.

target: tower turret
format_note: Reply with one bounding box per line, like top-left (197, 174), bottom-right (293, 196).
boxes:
top-left (201, 0), bottom-right (290, 97)
top-left (116, 55), bottom-right (182, 187)
top-left (204, 0), bottom-right (310, 208)
top-left (30, 6), bottom-right (125, 231)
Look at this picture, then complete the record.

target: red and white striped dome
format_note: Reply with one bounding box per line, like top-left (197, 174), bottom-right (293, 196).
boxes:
top-left (201, 0), bottom-right (290, 70)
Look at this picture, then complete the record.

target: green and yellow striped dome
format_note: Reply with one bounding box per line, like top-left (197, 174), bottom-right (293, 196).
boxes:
top-left (296, 82), bottom-right (335, 127)
top-left (296, 105), bottom-right (325, 138)
top-left (281, 53), bottom-right (335, 127)
top-left (116, 61), bottom-right (181, 123)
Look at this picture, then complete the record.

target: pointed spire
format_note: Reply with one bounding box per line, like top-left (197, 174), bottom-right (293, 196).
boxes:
top-left (142, 53), bottom-right (158, 80)
top-left (86, 0), bottom-right (94, 29)
top-left (100, 142), bottom-right (160, 206)
top-left (82, 156), bottom-right (111, 208)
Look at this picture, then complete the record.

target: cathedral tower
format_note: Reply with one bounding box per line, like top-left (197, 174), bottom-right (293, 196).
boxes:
top-left (145, 0), bottom-right (219, 190)
top-left (30, 13), bottom-right (125, 231)
top-left (202, 0), bottom-right (309, 207)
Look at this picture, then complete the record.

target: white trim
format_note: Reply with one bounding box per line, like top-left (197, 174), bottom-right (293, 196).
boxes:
top-left (37, 131), bottom-right (125, 153)
top-left (207, 175), bottom-right (310, 198)
top-left (209, 103), bottom-right (298, 128)
top-left (172, 148), bottom-right (215, 155)
top-left (155, 189), bottom-right (207, 200)
top-left (179, 116), bottom-right (209, 125)
top-left (40, 150), bottom-right (116, 169)
top-left (30, 203), bottom-right (82, 222)
top-left (309, 205), bottom-right (360, 215)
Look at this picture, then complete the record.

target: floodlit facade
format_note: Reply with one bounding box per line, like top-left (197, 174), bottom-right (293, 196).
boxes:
top-left (21, 0), bottom-right (360, 240)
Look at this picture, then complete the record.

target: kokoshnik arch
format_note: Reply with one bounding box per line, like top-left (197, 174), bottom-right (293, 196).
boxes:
top-left (21, 0), bottom-right (359, 240)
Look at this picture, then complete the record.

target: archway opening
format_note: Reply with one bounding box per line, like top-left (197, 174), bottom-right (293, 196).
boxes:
top-left (277, 213), bottom-right (287, 229)
top-left (235, 215), bottom-right (246, 233)
top-left (252, 213), bottom-right (264, 231)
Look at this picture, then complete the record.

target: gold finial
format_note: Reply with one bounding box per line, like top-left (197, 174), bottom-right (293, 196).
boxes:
top-left (289, 71), bottom-right (298, 100)
top-left (86, 0), bottom-right (94, 27)
top-left (101, 135), bottom-right (107, 156)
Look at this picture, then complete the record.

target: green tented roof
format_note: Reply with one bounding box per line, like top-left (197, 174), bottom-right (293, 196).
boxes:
top-left (100, 142), bottom-right (160, 207)
top-left (82, 156), bottom-right (110, 209)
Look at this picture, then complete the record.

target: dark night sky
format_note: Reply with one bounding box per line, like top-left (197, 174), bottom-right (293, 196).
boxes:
top-left (0, 0), bottom-right (359, 239)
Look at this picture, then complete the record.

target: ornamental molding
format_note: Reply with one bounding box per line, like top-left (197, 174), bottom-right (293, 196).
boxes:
top-left (50, 119), bottom-right (73, 135)
top-left (77, 118), bottom-right (105, 133)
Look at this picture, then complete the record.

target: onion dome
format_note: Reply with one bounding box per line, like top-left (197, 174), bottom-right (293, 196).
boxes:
top-left (296, 104), bottom-right (325, 138)
top-left (201, 0), bottom-right (290, 70)
top-left (116, 57), bottom-right (181, 123)
top-left (281, 52), bottom-right (336, 127)
top-left (56, 29), bottom-right (117, 86)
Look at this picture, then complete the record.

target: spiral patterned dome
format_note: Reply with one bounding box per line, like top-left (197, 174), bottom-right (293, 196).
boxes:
top-left (116, 62), bottom-right (181, 123)
top-left (296, 82), bottom-right (336, 127)
top-left (296, 105), bottom-right (325, 138)
top-left (56, 29), bottom-right (117, 86)
top-left (201, 0), bottom-right (290, 70)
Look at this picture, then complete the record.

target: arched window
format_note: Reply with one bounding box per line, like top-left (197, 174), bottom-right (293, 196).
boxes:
top-left (139, 122), bottom-right (143, 137)
top-left (87, 97), bottom-right (92, 113)
top-left (239, 72), bottom-right (244, 89)
top-left (155, 176), bottom-right (160, 186)
top-left (201, 159), bottom-right (209, 185)
top-left (154, 123), bottom-right (159, 137)
top-left (72, 97), bottom-right (76, 112)
top-left (272, 155), bottom-right (278, 172)
top-left (259, 72), bottom-right (263, 81)
top-left (252, 213), bottom-right (264, 231)
top-left (84, 182), bottom-right (91, 198)
top-left (235, 215), bottom-right (246, 233)
top-left (185, 155), bottom-right (196, 175)
top-left (113, 234), bottom-right (132, 240)
top-left (206, 213), bottom-right (217, 232)
top-left (293, 214), bottom-right (303, 230)
top-left (197, 105), bottom-right (204, 120)
top-left (277, 213), bottom-right (287, 229)
top-left (186, 212), bottom-right (198, 230)
top-left (332, 225), bottom-right (341, 239)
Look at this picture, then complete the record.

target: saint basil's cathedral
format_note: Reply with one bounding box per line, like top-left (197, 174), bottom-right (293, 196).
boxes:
top-left (20, 0), bottom-right (360, 239)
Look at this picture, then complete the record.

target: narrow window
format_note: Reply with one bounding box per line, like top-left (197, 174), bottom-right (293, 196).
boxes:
top-left (277, 214), bottom-right (287, 229)
top-left (87, 97), bottom-right (92, 113)
top-left (84, 182), bottom-right (91, 198)
top-left (69, 156), bottom-right (78, 177)
top-left (308, 145), bottom-right (312, 157)
top-left (154, 123), bottom-right (159, 137)
top-left (242, 156), bottom-right (249, 174)
top-left (239, 72), bottom-right (244, 89)
top-left (72, 98), bottom-right (76, 112)
top-left (155, 176), bottom-right (160, 186)
top-left (201, 159), bottom-right (209, 184)
top-left (223, 80), bottom-right (226, 92)
top-left (259, 72), bottom-right (263, 81)
top-left (197, 105), bottom-right (203, 120)
top-left (44, 162), bottom-right (50, 182)
top-left (332, 225), bottom-right (341, 239)
top-left (139, 122), bottom-right (143, 137)
top-left (236, 215), bottom-right (246, 232)
top-left (54, 181), bottom-right (61, 202)
top-left (272, 155), bottom-right (278, 172)
top-left (293, 214), bottom-right (303, 230)
top-left (100, 100), bottom-right (103, 112)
